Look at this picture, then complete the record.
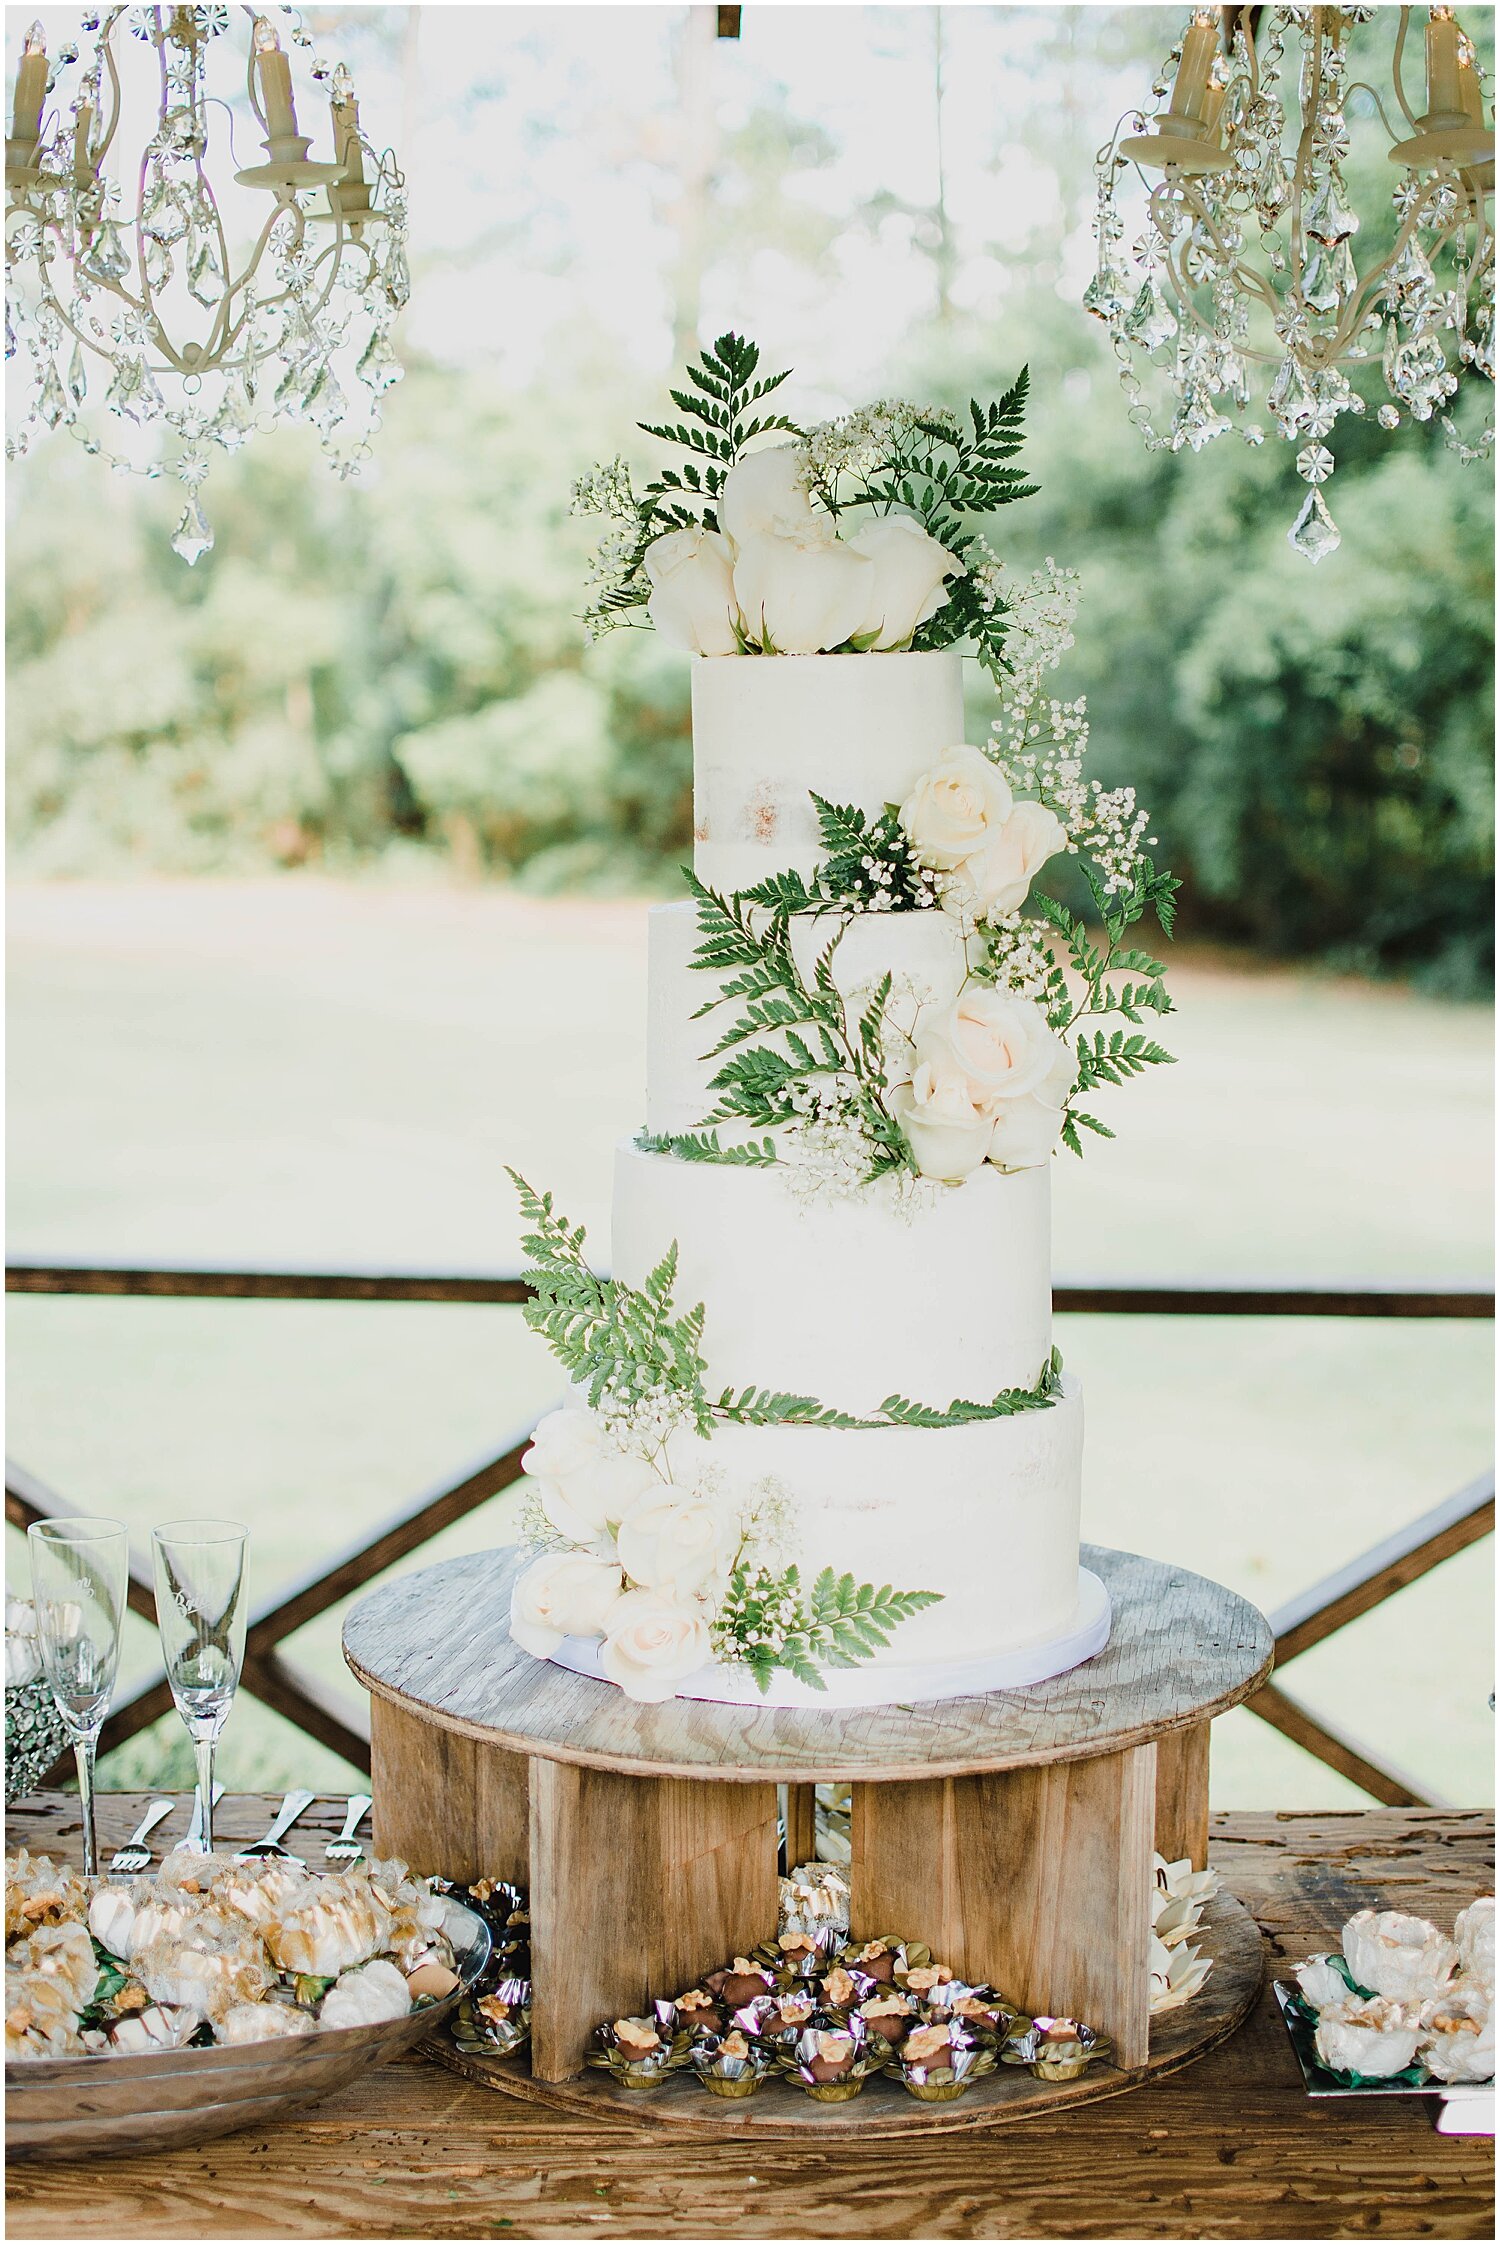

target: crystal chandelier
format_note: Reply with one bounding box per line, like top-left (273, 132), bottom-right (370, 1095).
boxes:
top-left (4, 6), bottom-right (408, 563)
top-left (1087, 6), bottom-right (1495, 561)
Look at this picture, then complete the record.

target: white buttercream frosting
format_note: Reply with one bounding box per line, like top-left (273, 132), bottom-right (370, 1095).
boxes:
top-left (613, 1138), bottom-right (1052, 1413)
top-left (691, 648), bottom-right (965, 895)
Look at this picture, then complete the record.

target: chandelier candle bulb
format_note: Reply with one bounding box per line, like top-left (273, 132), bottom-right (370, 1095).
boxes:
top-left (252, 18), bottom-right (299, 144)
top-left (11, 21), bottom-right (47, 150)
top-left (1426, 8), bottom-right (1466, 122)
top-left (1167, 12), bottom-right (1220, 125)
top-left (1457, 47), bottom-right (1485, 127)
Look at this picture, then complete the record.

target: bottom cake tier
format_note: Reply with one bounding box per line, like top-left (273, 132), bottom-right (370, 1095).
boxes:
top-left (542, 1375), bottom-right (1099, 1709)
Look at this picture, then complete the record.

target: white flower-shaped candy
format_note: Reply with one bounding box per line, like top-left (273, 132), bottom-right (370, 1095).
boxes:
top-left (1342, 1908), bottom-right (1458, 2004)
top-left (1314, 1993), bottom-right (1422, 2079)
top-left (1419, 1983), bottom-right (1495, 2083)
top-left (1148, 1931), bottom-right (1214, 2013)
top-left (1455, 1896), bottom-right (1495, 1996)
top-left (319, 1957), bottom-right (411, 2031)
top-left (1294, 1954), bottom-right (1355, 2012)
top-left (88, 1884), bottom-right (141, 1960)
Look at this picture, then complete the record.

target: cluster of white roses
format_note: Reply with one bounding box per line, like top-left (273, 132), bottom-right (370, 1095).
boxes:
top-left (882, 743), bottom-right (1074, 1185)
top-left (509, 1408), bottom-right (758, 1703)
top-left (644, 443), bottom-right (963, 659)
top-left (1294, 1899), bottom-right (1495, 2086)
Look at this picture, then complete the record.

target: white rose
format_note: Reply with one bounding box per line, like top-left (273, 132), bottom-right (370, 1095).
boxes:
top-left (1313, 1994), bottom-right (1423, 2079)
top-left (988, 1036), bottom-right (1076, 1172)
top-left (899, 744), bottom-right (1014, 871)
top-left (89, 1886), bottom-right (140, 1960)
top-left (509, 1549), bottom-right (626, 1659)
top-left (598, 1590), bottom-right (710, 1703)
top-left (914, 986), bottom-right (1070, 1106)
top-left (947, 800), bottom-right (1069, 920)
top-left (616, 1492), bottom-right (726, 1595)
top-left (643, 525), bottom-right (739, 656)
top-left (1342, 1909), bottom-right (1459, 2005)
top-left (731, 528), bottom-right (874, 656)
top-left (888, 1061), bottom-right (994, 1184)
top-left (717, 443), bottom-right (817, 548)
top-left (845, 516), bottom-right (964, 650)
top-left (521, 1408), bottom-right (657, 1544)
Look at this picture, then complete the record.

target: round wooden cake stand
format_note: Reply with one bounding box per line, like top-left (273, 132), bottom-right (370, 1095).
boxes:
top-left (343, 1543), bottom-right (1273, 2134)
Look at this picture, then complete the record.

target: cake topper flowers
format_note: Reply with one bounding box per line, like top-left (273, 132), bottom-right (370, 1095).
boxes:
top-left (572, 333), bottom-right (1034, 675)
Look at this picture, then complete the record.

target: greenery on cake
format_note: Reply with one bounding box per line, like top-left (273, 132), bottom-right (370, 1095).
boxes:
top-left (711, 1564), bottom-right (943, 1694)
top-left (573, 332), bottom-right (1034, 679)
top-left (510, 1169), bottom-right (1062, 1438)
top-left (505, 1168), bottom-right (983, 1701)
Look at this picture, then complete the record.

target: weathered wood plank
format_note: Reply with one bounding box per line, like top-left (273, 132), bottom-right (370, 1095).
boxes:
top-left (342, 1545), bottom-right (1273, 1784)
top-left (370, 1698), bottom-right (527, 1884)
top-left (4, 1800), bottom-right (1493, 2241)
top-left (1156, 1719), bottom-right (1212, 1869)
top-left (528, 1763), bottom-right (778, 2081)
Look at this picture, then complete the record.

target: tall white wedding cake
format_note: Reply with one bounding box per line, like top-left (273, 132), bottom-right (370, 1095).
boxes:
top-left (507, 338), bottom-right (1176, 1706)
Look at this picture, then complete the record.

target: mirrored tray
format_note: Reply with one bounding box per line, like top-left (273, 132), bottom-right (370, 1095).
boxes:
top-left (1272, 1982), bottom-right (1494, 2101)
top-left (7, 1900), bottom-right (492, 2163)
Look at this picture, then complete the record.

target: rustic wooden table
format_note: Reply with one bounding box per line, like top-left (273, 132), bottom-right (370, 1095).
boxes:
top-left (5, 1792), bottom-right (1494, 2240)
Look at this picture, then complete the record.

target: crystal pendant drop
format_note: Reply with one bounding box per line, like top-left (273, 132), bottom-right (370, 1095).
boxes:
top-left (144, 236), bottom-right (173, 292)
top-left (142, 181), bottom-right (189, 245)
top-left (356, 325), bottom-right (403, 392)
top-left (306, 361), bottom-right (347, 435)
top-left (212, 374), bottom-right (256, 450)
top-left (186, 236), bottom-right (224, 307)
top-left (171, 495), bottom-right (214, 565)
top-left (1124, 279), bottom-right (1177, 351)
top-left (66, 342), bottom-right (86, 403)
top-left (1303, 171), bottom-right (1359, 245)
top-left (106, 354), bottom-right (143, 418)
top-left (1288, 487), bottom-right (1340, 563)
top-left (1082, 261), bottom-right (1130, 322)
top-left (38, 360), bottom-right (69, 428)
top-left (1268, 351), bottom-right (1315, 435)
top-left (381, 242), bottom-right (411, 312)
top-left (81, 219), bottom-right (132, 284)
top-left (4, 302), bottom-right (16, 361)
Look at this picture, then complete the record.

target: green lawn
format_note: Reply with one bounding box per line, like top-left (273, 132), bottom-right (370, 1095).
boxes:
top-left (6, 877), bottom-right (1493, 1809)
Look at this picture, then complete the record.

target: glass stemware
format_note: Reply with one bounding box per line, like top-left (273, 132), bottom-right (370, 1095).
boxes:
top-left (26, 1516), bottom-right (130, 1876)
top-left (151, 1519), bottom-right (248, 1857)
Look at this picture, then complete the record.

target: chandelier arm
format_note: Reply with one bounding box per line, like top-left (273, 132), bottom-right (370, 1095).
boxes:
top-left (90, 13), bottom-right (128, 175)
top-left (1390, 7), bottom-right (1421, 134)
top-left (1343, 81), bottom-right (1405, 148)
top-left (1324, 184), bottom-right (1462, 362)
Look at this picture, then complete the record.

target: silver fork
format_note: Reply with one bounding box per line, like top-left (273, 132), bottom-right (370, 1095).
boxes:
top-left (233, 1788), bottom-right (317, 1865)
top-left (324, 1793), bottom-right (373, 1864)
top-left (108, 1799), bottom-right (175, 1875)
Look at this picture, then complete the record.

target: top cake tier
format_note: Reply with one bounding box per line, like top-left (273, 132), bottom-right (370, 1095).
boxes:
top-left (692, 647), bottom-right (964, 894)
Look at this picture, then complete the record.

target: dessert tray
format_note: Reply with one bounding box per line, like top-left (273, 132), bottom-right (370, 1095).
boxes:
top-left (6, 1867), bottom-right (491, 2163)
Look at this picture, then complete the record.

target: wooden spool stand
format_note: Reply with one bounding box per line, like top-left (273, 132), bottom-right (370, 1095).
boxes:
top-left (343, 1543), bottom-right (1273, 2136)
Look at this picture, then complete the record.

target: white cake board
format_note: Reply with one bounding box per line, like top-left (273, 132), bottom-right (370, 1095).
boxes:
top-left (548, 1565), bottom-right (1111, 1709)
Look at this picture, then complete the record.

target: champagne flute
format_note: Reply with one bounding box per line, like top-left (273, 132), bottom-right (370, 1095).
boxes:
top-left (27, 1517), bottom-right (129, 1876)
top-left (151, 1519), bottom-right (248, 1857)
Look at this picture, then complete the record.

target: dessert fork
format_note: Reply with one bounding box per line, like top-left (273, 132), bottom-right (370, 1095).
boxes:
top-left (233, 1788), bottom-right (316, 1864)
top-left (324, 1793), bottom-right (373, 1864)
top-left (108, 1798), bottom-right (175, 1875)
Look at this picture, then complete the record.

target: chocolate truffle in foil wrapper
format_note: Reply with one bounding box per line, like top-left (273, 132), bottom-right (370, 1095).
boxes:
top-left (690, 2027), bottom-right (775, 2098)
top-left (705, 1956), bottom-right (776, 2007)
top-left (740, 1988), bottom-right (818, 2045)
top-left (585, 2013), bottom-right (692, 2088)
top-left (947, 1986), bottom-right (1024, 2045)
top-left (838, 1935), bottom-right (905, 1987)
top-left (775, 2022), bottom-right (885, 2102)
top-left (763, 1929), bottom-right (829, 1981)
top-left (1002, 2014), bottom-right (1110, 2081)
top-left (895, 2019), bottom-right (997, 2101)
top-left (673, 1985), bottom-right (729, 2039)
top-left (452, 1976), bottom-right (532, 2060)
